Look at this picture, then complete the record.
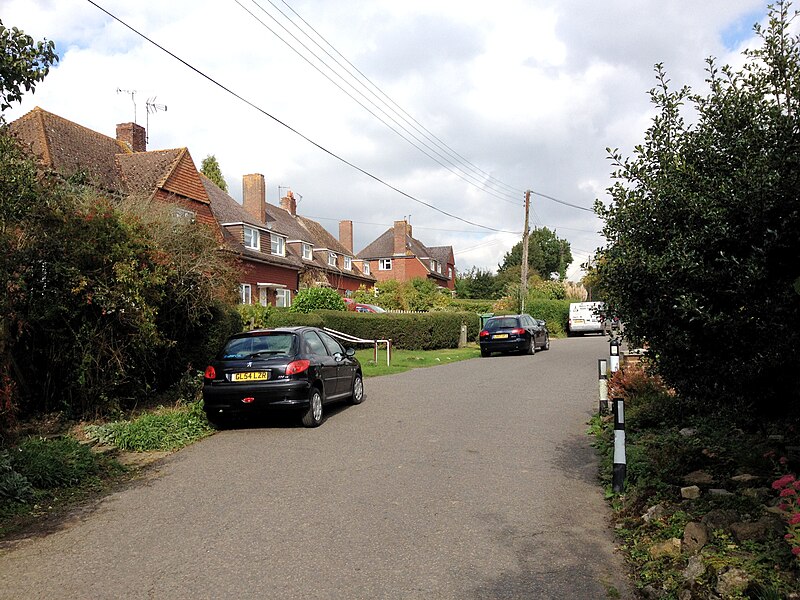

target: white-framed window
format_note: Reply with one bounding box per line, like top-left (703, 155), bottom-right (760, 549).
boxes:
top-left (448, 267), bottom-right (453, 279)
top-left (276, 289), bottom-right (292, 308)
top-left (271, 234), bottom-right (285, 256)
top-left (259, 287), bottom-right (269, 307)
top-left (344, 256), bottom-right (352, 271)
top-left (379, 258), bottom-right (392, 271)
top-left (362, 262), bottom-right (371, 275)
top-left (240, 283), bottom-right (252, 304)
top-left (437, 263), bottom-right (442, 274)
top-left (302, 243), bottom-right (313, 260)
top-left (243, 226), bottom-right (259, 250)
top-left (328, 252), bottom-right (337, 267)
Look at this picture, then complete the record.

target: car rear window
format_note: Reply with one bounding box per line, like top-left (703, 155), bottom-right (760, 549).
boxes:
top-left (485, 317), bottom-right (519, 330)
top-left (221, 333), bottom-right (296, 359)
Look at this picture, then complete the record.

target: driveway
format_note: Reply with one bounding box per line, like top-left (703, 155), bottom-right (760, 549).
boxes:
top-left (0, 334), bottom-right (632, 599)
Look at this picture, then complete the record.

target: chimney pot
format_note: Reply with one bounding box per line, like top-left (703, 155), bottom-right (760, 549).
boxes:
top-left (339, 220), bottom-right (354, 254)
top-left (280, 190), bottom-right (297, 217)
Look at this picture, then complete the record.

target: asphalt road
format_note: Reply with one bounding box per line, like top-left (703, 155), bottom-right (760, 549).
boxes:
top-left (0, 335), bottom-right (633, 599)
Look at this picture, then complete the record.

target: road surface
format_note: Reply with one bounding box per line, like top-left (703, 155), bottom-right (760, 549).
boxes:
top-left (0, 335), bottom-right (632, 599)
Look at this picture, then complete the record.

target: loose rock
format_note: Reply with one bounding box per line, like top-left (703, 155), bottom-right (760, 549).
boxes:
top-left (684, 470), bottom-right (714, 485)
top-left (716, 568), bottom-right (749, 597)
top-left (701, 509), bottom-right (739, 531)
top-left (649, 537), bottom-right (682, 559)
top-left (643, 503), bottom-right (666, 523)
top-left (682, 522), bottom-right (709, 554)
top-left (682, 555), bottom-right (706, 581)
top-left (681, 486), bottom-right (701, 499)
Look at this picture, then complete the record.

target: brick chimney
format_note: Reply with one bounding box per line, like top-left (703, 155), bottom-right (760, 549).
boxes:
top-left (339, 220), bottom-right (353, 253)
top-left (280, 190), bottom-right (297, 217)
top-left (116, 122), bottom-right (146, 152)
top-left (393, 220), bottom-right (410, 255)
top-left (242, 173), bottom-right (266, 222)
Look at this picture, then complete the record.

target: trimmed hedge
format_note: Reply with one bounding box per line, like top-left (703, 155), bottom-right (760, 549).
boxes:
top-left (447, 299), bottom-right (495, 313)
top-left (264, 312), bottom-right (325, 328)
top-left (314, 310), bottom-right (480, 350)
top-left (525, 299), bottom-right (570, 337)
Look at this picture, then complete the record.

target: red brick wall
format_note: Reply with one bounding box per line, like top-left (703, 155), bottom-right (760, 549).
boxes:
top-left (238, 260), bottom-right (299, 305)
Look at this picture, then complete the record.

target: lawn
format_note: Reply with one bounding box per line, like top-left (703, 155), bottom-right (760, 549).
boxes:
top-left (355, 344), bottom-right (481, 377)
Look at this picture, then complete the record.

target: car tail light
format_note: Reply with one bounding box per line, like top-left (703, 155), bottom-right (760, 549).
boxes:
top-left (204, 365), bottom-right (216, 380)
top-left (242, 397), bottom-right (255, 404)
top-left (479, 330), bottom-right (489, 338)
top-left (286, 359), bottom-right (310, 375)
top-left (511, 328), bottom-right (525, 335)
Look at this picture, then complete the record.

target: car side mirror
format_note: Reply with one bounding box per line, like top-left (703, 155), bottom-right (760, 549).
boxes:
top-left (345, 347), bottom-right (356, 357)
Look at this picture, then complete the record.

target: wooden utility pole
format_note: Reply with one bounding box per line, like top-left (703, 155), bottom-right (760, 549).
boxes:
top-left (520, 190), bottom-right (531, 313)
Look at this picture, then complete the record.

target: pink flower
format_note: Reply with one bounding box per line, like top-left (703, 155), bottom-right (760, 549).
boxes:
top-left (787, 533), bottom-right (795, 540)
top-left (773, 474), bottom-right (797, 490)
top-left (794, 481), bottom-right (800, 491)
top-left (793, 547), bottom-right (800, 556)
top-left (780, 488), bottom-right (797, 497)
top-left (780, 456), bottom-right (789, 465)
top-left (790, 513), bottom-right (800, 525)
top-left (779, 503), bottom-right (790, 511)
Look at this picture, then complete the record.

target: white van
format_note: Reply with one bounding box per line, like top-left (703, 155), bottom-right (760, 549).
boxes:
top-left (568, 301), bottom-right (606, 336)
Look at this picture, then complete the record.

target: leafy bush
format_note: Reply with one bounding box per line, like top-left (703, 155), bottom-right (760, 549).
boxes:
top-left (290, 287), bottom-right (346, 313)
top-left (0, 450), bottom-right (33, 503)
top-left (9, 436), bottom-right (102, 489)
top-left (525, 299), bottom-right (570, 337)
top-left (237, 303), bottom-right (272, 329)
top-left (84, 400), bottom-right (213, 452)
top-left (265, 311), bottom-right (325, 328)
top-left (315, 310), bottom-right (480, 349)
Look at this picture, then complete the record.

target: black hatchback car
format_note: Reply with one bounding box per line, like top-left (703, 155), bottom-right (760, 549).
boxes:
top-left (479, 314), bottom-right (550, 357)
top-left (202, 326), bottom-right (364, 428)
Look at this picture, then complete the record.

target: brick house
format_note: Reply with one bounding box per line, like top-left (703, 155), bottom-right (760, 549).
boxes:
top-left (202, 175), bottom-right (301, 307)
top-left (357, 220), bottom-right (456, 290)
top-left (240, 174), bottom-right (376, 295)
top-left (9, 107), bottom-right (217, 230)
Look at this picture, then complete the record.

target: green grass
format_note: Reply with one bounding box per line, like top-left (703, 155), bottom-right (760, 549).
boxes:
top-left (356, 345), bottom-right (481, 377)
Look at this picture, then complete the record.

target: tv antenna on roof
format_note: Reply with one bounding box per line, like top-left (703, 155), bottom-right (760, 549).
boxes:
top-left (145, 97), bottom-right (167, 143)
top-left (116, 88), bottom-right (137, 123)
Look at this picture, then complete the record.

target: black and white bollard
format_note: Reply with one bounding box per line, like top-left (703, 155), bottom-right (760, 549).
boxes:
top-left (609, 337), bottom-right (621, 373)
top-left (598, 358), bottom-right (608, 414)
top-left (612, 396), bottom-right (626, 493)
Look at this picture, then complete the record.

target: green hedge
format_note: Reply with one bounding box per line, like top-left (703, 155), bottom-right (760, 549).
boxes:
top-left (264, 312), bottom-right (325, 328)
top-left (313, 310), bottom-right (480, 350)
top-left (447, 299), bottom-right (495, 313)
top-left (525, 299), bottom-right (570, 337)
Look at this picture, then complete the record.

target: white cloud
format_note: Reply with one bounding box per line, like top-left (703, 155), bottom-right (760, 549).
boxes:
top-left (2, 0), bottom-right (771, 279)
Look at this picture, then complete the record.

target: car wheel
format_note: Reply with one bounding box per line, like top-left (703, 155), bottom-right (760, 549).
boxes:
top-left (350, 373), bottom-right (365, 405)
top-left (301, 387), bottom-right (324, 427)
top-left (543, 335), bottom-right (550, 351)
top-left (481, 347), bottom-right (490, 357)
top-left (526, 338), bottom-right (535, 354)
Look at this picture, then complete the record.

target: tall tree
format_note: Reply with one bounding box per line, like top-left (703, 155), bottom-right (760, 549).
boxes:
top-left (595, 1), bottom-right (800, 417)
top-left (498, 227), bottom-right (572, 280)
top-left (201, 155), bottom-right (227, 192)
top-left (0, 20), bottom-right (58, 117)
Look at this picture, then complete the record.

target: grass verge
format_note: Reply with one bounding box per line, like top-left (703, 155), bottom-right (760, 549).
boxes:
top-left (356, 344), bottom-right (481, 377)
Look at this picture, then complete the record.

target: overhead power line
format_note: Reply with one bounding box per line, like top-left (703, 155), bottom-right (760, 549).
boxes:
top-left (84, 0), bottom-right (522, 235)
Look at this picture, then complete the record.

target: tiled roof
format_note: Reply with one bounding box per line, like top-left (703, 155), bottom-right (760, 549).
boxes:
top-left (357, 226), bottom-right (450, 281)
top-left (202, 175), bottom-right (302, 270)
top-left (297, 216), bottom-right (352, 255)
top-left (9, 107), bottom-right (128, 193)
top-left (428, 245), bottom-right (455, 265)
top-left (117, 149), bottom-right (183, 199)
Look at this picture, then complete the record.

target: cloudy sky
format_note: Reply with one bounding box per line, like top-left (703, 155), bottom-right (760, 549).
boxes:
top-left (3, 0), bottom-right (769, 278)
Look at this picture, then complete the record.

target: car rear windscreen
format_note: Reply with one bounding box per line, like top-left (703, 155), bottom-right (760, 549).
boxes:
top-left (485, 317), bottom-right (519, 330)
top-left (221, 333), bottom-right (296, 359)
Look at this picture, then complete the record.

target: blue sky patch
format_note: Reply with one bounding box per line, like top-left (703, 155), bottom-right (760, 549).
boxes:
top-left (721, 8), bottom-right (766, 51)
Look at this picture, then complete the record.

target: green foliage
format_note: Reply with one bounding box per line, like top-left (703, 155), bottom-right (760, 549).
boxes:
top-left (497, 227), bottom-right (572, 280)
top-left (84, 400), bottom-right (213, 452)
top-left (369, 278), bottom-right (452, 311)
top-left (315, 310), bottom-right (480, 349)
top-left (8, 437), bottom-right (101, 489)
top-left (525, 299), bottom-right (570, 336)
top-left (0, 450), bottom-right (33, 503)
top-left (595, 3), bottom-right (800, 417)
top-left (265, 311), bottom-right (325, 328)
top-left (447, 298), bottom-right (495, 313)
top-left (0, 19), bottom-right (58, 116)
top-left (237, 303), bottom-right (272, 329)
top-left (200, 155), bottom-right (227, 192)
top-left (290, 287), bottom-right (347, 313)
top-left (455, 267), bottom-right (503, 299)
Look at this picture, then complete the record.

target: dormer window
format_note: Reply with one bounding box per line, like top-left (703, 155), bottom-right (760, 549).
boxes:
top-left (448, 267), bottom-right (453, 279)
top-left (328, 252), bottom-right (337, 267)
top-left (270, 234), bottom-right (285, 256)
top-left (302, 243), bottom-right (313, 260)
top-left (344, 256), bottom-right (352, 271)
top-left (244, 226), bottom-right (259, 250)
top-left (363, 262), bottom-right (371, 275)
